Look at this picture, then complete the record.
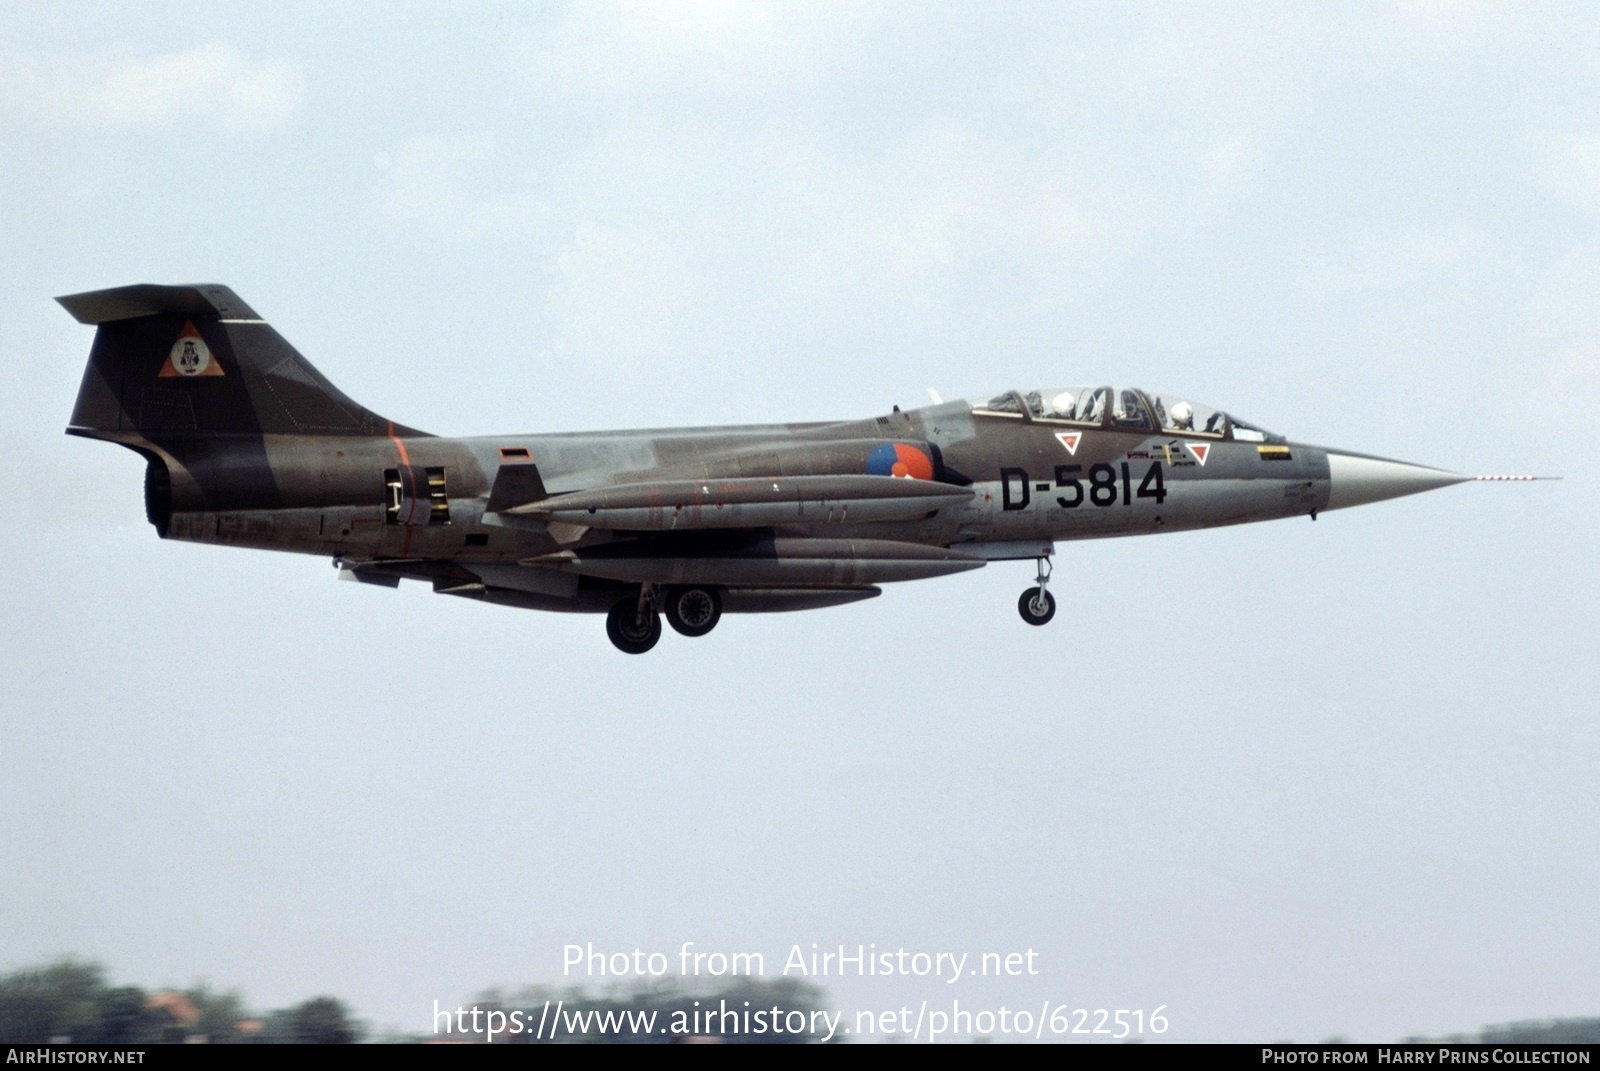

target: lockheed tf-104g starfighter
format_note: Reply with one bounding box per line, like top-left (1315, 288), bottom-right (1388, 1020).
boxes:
top-left (61, 284), bottom-right (1542, 653)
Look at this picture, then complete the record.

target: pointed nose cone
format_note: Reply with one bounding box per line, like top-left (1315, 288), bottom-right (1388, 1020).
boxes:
top-left (1325, 451), bottom-right (1471, 511)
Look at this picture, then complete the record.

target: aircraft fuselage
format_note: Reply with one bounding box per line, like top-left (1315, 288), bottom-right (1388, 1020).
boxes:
top-left (61, 283), bottom-right (1490, 652)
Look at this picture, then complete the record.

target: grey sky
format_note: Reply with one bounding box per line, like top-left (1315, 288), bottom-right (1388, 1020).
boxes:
top-left (1, 1), bottom-right (1595, 1042)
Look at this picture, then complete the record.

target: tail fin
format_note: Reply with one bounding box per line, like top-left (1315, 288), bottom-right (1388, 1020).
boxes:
top-left (59, 283), bottom-right (426, 442)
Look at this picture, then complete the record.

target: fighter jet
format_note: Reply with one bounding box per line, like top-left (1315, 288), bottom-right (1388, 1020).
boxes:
top-left (59, 283), bottom-right (1544, 653)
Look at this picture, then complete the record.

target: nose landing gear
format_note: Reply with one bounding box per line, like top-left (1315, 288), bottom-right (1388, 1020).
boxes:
top-left (1018, 555), bottom-right (1055, 626)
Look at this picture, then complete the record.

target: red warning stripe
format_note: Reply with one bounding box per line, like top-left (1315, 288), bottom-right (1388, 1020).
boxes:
top-left (388, 421), bottom-right (414, 557)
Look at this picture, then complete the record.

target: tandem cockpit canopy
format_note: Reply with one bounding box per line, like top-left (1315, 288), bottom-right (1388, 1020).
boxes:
top-left (973, 385), bottom-right (1284, 442)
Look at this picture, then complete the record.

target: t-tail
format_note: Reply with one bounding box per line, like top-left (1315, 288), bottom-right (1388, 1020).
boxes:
top-left (59, 283), bottom-right (426, 537)
top-left (61, 283), bottom-right (421, 442)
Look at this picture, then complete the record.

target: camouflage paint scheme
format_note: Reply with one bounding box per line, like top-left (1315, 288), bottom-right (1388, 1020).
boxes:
top-left (60, 283), bottom-right (1483, 653)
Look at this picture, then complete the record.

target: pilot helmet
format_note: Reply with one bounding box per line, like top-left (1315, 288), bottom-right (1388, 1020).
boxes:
top-left (1170, 400), bottom-right (1194, 428)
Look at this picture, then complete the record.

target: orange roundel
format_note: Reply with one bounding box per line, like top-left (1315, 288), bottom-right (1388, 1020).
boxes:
top-left (869, 442), bottom-right (934, 480)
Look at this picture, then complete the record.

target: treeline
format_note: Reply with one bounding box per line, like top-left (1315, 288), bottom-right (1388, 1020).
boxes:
top-left (6, 959), bottom-right (1594, 1044)
top-left (0, 959), bottom-right (831, 1044)
top-left (0, 961), bottom-right (356, 1044)
top-left (1404, 1019), bottom-right (1600, 1044)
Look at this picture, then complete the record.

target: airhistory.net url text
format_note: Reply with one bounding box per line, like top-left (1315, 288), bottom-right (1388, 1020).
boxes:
top-left (431, 999), bottom-right (1170, 1042)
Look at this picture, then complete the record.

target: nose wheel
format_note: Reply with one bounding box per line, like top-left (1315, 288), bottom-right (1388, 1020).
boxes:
top-left (1018, 555), bottom-right (1056, 626)
top-left (606, 592), bottom-right (662, 654)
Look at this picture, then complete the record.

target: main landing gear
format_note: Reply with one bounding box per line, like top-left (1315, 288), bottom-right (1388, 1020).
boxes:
top-left (1018, 554), bottom-right (1055, 626)
top-left (606, 585), bottom-right (723, 654)
top-left (664, 585), bottom-right (722, 638)
top-left (606, 592), bottom-right (662, 655)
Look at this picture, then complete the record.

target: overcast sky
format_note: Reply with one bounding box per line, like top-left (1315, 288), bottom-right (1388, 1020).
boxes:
top-left (1, 1), bottom-right (1595, 1043)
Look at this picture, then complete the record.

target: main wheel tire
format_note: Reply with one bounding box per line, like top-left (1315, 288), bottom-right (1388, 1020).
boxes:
top-left (665, 586), bottom-right (722, 638)
top-left (1018, 588), bottom-right (1056, 626)
top-left (606, 599), bottom-right (662, 654)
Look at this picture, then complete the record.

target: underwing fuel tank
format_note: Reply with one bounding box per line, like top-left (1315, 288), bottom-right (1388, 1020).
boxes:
top-left (527, 537), bottom-right (985, 586)
top-left (507, 475), bottom-right (973, 530)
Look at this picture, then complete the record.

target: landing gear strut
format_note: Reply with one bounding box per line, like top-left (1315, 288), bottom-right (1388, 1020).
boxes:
top-left (1018, 555), bottom-right (1055, 626)
top-left (664, 586), bottom-right (722, 638)
top-left (606, 588), bottom-right (662, 654)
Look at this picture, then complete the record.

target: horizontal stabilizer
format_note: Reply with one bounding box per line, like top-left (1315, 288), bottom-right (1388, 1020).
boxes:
top-left (505, 475), bottom-right (972, 530)
top-left (60, 282), bottom-right (426, 443)
top-left (57, 284), bottom-right (259, 324)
